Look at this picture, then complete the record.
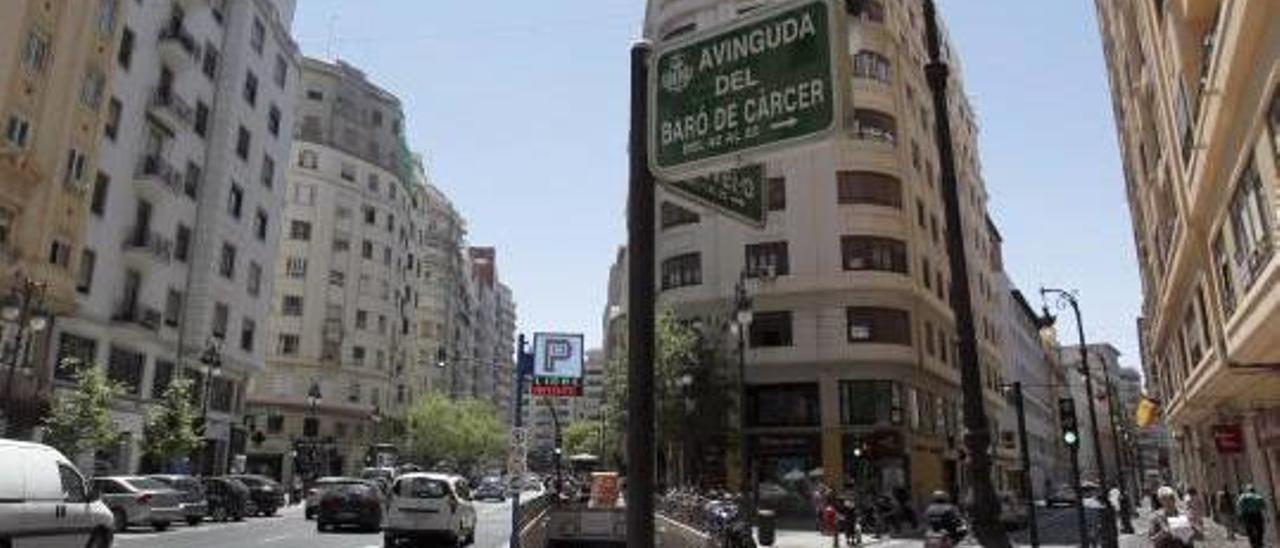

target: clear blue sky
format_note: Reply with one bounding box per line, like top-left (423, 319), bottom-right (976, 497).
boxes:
top-left (291, 0), bottom-right (1144, 370)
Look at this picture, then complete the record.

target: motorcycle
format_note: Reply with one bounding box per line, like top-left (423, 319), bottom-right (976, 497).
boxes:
top-left (923, 519), bottom-right (968, 548)
top-left (705, 496), bottom-right (756, 548)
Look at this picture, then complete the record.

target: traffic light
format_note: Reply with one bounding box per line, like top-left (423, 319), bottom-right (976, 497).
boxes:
top-left (1058, 397), bottom-right (1080, 448)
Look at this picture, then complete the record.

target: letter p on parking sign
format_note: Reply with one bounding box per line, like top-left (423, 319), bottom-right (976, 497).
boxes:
top-left (531, 333), bottom-right (585, 397)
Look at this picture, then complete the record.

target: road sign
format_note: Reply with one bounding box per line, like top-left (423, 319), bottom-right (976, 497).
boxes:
top-left (531, 333), bottom-right (584, 397)
top-left (665, 164), bottom-right (766, 226)
top-left (649, 0), bottom-right (838, 178)
top-left (1213, 424), bottom-right (1244, 454)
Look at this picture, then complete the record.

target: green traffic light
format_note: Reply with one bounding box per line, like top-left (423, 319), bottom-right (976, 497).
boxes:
top-left (1064, 432), bottom-right (1078, 446)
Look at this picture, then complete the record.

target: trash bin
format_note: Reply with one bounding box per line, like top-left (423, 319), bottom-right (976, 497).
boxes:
top-left (756, 509), bottom-right (776, 546)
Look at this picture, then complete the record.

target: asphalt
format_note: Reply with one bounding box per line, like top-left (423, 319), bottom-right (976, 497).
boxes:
top-left (112, 498), bottom-right (515, 548)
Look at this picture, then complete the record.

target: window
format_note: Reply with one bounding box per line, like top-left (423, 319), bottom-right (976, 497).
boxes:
top-left (282, 295), bottom-right (304, 316)
top-left (1269, 85), bottom-right (1280, 159)
top-left (329, 270), bottom-right (345, 287)
top-left (333, 238), bottom-right (350, 253)
top-left (107, 346), bottom-right (144, 396)
top-left (299, 149), bottom-right (318, 169)
top-left (306, 89), bottom-right (323, 101)
top-left (839, 380), bottom-right (901, 426)
top-left (916, 200), bottom-right (926, 228)
top-left (250, 18), bottom-right (265, 54)
top-left (767, 177), bottom-right (786, 211)
top-left (63, 149), bottom-right (87, 186)
top-left (247, 261), bottom-right (262, 296)
top-left (1226, 157), bottom-right (1275, 289)
top-left (240, 318), bottom-right (255, 352)
top-left (174, 225), bottom-right (191, 262)
top-left (194, 101), bottom-right (209, 137)
top-left (383, 246), bottom-right (392, 266)
top-left (285, 257), bottom-right (307, 278)
top-left (116, 27), bottom-right (133, 69)
top-left (55, 333), bottom-right (97, 381)
top-left (846, 307), bottom-right (912, 345)
top-left (854, 0), bottom-right (885, 22)
top-left (290, 220), bottom-right (312, 240)
top-left (367, 174), bottom-right (380, 193)
top-left (841, 235), bottom-right (908, 273)
top-left (853, 50), bottom-right (891, 83)
top-left (745, 241), bottom-right (789, 277)
top-left (356, 310), bottom-right (369, 329)
top-left (837, 171), bottom-right (902, 207)
top-left (164, 289), bottom-right (182, 327)
top-left (850, 109), bottom-right (896, 144)
top-left (219, 242), bottom-right (236, 278)
top-left (90, 173), bottom-right (110, 216)
top-left (4, 114), bottom-right (31, 149)
top-left (924, 321), bottom-right (936, 356)
top-left (922, 257), bottom-right (932, 289)
top-left (748, 384), bottom-right (819, 427)
top-left (48, 240), bottom-right (71, 268)
top-left (201, 43), bottom-right (218, 79)
top-left (104, 98), bottom-right (121, 140)
top-left (242, 71), bottom-right (258, 106)
top-left (364, 206), bottom-right (376, 225)
top-left (254, 210), bottom-right (269, 241)
top-left (749, 311), bottom-right (793, 347)
top-left (75, 249), bottom-right (96, 294)
top-left (341, 163), bottom-right (356, 181)
top-left (227, 184), bottom-right (244, 218)
top-left (273, 54), bottom-right (288, 88)
top-left (660, 202), bottom-right (700, 229)
top-left (352, 346), bottom-right (366, 366)
top-left (361, 240), bottom-right (374, 259)
top-left (267, 105), bottom-right (281, 137)
top-left (661, 253), bottom-right (701, 290)
top-left (277, 334), bottom-right (299, 356)
top-left (80, 68), bottom-right (105, 109)
top-left (235, 126), bottom-right (250, 160)
top-left (151, 360), bottom-right (175, 400)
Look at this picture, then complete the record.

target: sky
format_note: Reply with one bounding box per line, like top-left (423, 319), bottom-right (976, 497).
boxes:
top-left (290, 0), bottom-right (1144, 370)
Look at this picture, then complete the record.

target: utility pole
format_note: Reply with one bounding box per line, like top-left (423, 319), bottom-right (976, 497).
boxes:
top-left (626, 40), bottom-right (657, 548)
top-left (1059, 396), bottom-right (1091, 547)
top-left (920, 1), bottom-right (1008, 544)
top-left (1011, 383), bottom-right (1039, 547)
top-left (509, 334), bottom-right (529, 548)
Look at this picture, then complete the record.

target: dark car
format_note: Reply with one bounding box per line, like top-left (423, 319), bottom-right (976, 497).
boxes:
top-left (228, 474), bottom-right (285, 516)
top-left (202, 477), bottom-right (250, 521)
top-left (147, 475), bottom-right (208, 526)
top-left (317, 482), bottom-right (383, 533)
top-left (307, 477), bottom-right (372, 520)
top-left (474, 480), bottom-right (506, 502)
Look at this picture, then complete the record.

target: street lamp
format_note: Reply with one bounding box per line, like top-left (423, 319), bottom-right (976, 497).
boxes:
top-left (1, 275), bottom-right (49, 437)
top-left (1041, 288), bottom-right (1131, 546)
top-left (198, 340), bottom-right (223, 475)
top-left (732, 270), bottom-right (754, 518)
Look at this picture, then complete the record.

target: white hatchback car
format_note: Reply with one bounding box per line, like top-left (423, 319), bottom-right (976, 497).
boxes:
top-left (0, 439), bottom-right (115, 548)
top-left (384, 473), bottom-right (477, 547)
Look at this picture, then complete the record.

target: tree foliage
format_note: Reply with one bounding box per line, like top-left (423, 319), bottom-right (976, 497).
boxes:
top-left (140, 377), bottom-right (201, 468)
top-left (563, 420), bottom-right (612, 458)
top-left (405, 393), bottom-right (506, 474)
top-left (43, 359), bottom-right (122, 460)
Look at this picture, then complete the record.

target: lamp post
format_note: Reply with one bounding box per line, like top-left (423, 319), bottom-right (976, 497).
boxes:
top-left (198, 340), bottom-right (223, 475)
top-left (1, 275), bottom-right (49, 437)
top-left (733, 270), bottom-right (754, 516)
top-left (1041, 288), bottom-right (1123, 547)
top-left (1002, 382), bottom-right (1040, 548)
top-left (307, 381), bottom-right (322, 478)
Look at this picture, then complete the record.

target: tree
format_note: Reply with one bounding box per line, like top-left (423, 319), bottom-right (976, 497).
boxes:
top-left (563, 420), bottom-right (611, 458)
top-left (404, 393), bottom-right (506, 475)
top-left (43, 359), bottom-right (122, 461)
top-left (140, 377), bottom-right (201, 472)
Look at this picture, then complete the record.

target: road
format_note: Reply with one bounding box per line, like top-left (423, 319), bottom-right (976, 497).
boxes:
top-left (113, 499), bottom-right (515, 548)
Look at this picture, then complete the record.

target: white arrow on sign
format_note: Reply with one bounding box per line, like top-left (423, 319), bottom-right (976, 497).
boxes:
top-left (769, 118), bottom-right (799, 131)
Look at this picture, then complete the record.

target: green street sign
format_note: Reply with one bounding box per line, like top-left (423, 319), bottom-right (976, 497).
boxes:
top-left (664, 165), bottom-right (766, 227)
top-left (650, 0), bottom-right (838, 179)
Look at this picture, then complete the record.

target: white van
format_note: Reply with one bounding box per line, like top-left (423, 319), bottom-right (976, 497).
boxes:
top-left (383, 473), bottom-right (476, 547)
top-left (0, 439), bottom-right (115, 548)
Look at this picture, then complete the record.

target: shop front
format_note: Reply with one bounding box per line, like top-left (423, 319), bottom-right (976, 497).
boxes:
top-left (746, 383), bottom-right (823, 524)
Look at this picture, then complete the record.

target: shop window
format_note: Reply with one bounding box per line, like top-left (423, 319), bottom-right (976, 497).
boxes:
top-left (748, 384), bottom-right (820, 427)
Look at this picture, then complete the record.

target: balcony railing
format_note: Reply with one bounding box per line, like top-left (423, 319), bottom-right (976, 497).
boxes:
top-left (122, 227), bottom-right (174, 263)
top-left (135, 154), bottom-right (184, 195)
top-left (149, 87), bottom-right (194, 127)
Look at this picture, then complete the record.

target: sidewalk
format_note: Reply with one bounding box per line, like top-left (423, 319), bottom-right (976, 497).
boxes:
top-left (759, 528), bottom-right (915, 547)
top-left (1120, 506), bottom-right (1251, 548)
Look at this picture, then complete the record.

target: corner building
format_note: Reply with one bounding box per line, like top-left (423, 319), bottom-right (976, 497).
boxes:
top-left (643, 0), bottom-right (1011, 514)
top-left (245, 58), bottom-right (421, 482)
top-left (1095, 1), bottom-right (1280, 538)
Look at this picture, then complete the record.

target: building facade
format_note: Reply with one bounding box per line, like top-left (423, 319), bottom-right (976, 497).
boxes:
top-left (0, 0), bottom-right (122, 437)
top-left (643, 0), bottom-right (1011, 512)
top-left (414, 179), bottom-right (465, 397)
top-left (1095, 2), bottom-right (1280, 538)
top-left (1059, 343), bottom-right (1136, 488)
top-left (47, 0), bottom-right (299, 475)
top-left (245, 57), bottom-right (417, 481)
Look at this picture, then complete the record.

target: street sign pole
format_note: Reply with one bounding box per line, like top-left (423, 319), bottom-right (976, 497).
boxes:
top-left (628, 40), bottom-right (657, 548)
top-left (509, 334), bottom-right (529, 548)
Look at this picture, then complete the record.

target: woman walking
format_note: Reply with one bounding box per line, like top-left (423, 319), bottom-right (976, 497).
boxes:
top-left (1149, 486), bottom-right (1197, 548)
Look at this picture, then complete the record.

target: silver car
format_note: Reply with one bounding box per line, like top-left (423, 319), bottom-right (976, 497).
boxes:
top-left (91, 476), bottom-right (185, 532)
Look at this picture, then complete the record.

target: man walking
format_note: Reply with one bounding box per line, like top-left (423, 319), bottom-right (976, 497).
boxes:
top-left (1236, 485), bottom-right (1267, 548)
top-left (1216, 486), bottom-right (1236, 541)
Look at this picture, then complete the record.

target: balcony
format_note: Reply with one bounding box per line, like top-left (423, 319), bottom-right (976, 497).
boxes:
top-left (148, 88), bottom-right (194, 130)
top-left (122, 227), bottom-right (174, 264)
top-left (158, 25), bottom-right (199, 70)
top-left (134, 154), bottom-right (184, 197)
top-left (112, 301), bottom-right (163, 331)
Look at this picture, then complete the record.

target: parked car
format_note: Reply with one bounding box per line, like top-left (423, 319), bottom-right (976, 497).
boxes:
top-left (227, 474), bottom-right (285, 516)
top-left (0, 439), bottom-right (116, 547)
top-left (317, 482), bottom-right (384, 533)
top-left (474, 479), bottom-right (507, 502)
top-left (202, 476), bottom-right (250, 522)
top-left (384, 473), bottom-right (477, 547)
top-left (91, 476), bottom-right (184, 532)
top-left (148, 474), bottom-right (209, 525)
top-left (306, 477), bottom-right (371, 520)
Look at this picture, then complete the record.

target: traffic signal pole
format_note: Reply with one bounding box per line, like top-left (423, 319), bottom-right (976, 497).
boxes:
top-left (1060, 396), bottom-right (1090, 546)
top-left (509, 334), bottom-right (529, 548)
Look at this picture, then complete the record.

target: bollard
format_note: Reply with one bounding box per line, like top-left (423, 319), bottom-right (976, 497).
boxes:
top-left (756, 509), bottom-right (776, 546)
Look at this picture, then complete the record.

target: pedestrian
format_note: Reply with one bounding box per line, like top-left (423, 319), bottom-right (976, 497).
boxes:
top-left (1216, 485), bottom-right (1236, 541)
top-left (893, 486), bottom-right (917, 532)
top-left (1149, 486), bottom-right (1197, 547)
top-left (1236, 484), bottom-right (1267, 548)
top-left (1184, 487), bottom-right (1205, 539)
